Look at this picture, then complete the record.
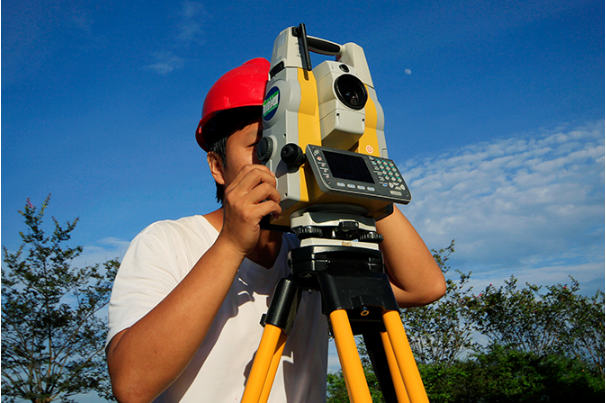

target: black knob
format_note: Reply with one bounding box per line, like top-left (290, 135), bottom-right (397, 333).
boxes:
top-left (281, 143), bottom-right (306, 167)
top-left (293, 226), bottom-right (323, 239)
top-left (359, 232), bottom-right (384, 243)
top-left (338, 221), bottom-right (359, 233)
top-left (256, 137), bottom-right (273, 162)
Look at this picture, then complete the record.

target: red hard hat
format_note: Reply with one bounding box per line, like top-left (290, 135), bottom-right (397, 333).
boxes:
top-left (195, 57), bottom-right (270, 151)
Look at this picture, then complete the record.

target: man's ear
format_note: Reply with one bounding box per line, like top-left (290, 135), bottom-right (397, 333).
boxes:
top-left (207, 152), bottom-right (225, 186)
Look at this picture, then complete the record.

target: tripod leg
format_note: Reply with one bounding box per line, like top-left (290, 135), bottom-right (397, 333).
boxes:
top-left (380, 331), bottom-right (410, 403)
top-left (363, 332), bottom-right (398, 403)
top-left (259, 330), bottom-right (288, 402)
top-left (242, 324), bottom-right (287, 403)
top-left (330, 309), bottom-right (373, 403)
top-left (382, 310), bottom-right (429, 403)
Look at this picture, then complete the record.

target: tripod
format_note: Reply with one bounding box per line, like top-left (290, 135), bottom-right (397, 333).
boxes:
top-left (241, 209), bottom-right (429, 403)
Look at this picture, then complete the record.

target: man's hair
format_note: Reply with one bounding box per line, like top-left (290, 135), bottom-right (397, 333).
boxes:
top-left (204, 106), bottom-right (262, 203)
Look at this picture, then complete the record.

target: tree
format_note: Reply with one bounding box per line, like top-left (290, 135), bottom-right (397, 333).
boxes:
top-left (326, 367), bottom-right (384, 403)
top-left (551, 281), bottom-right (605, 376)
top-left (2, 196), bottom-right (119, 403)
top-left (413, 273), bottom-right (605, 403)
top-left (420, 345), bottom-right (604, 403)
top-left (468, 275), bottom-right (605, 375)
top-left (400, 240), bottom-right (480, 365)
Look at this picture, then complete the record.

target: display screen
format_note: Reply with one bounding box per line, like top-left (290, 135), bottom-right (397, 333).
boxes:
top-left (324, 151), bottom-right (374, 183)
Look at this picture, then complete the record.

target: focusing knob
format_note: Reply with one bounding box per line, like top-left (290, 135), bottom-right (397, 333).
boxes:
top-left (359, 232), bottom-right (384, 243)
top-left (281, 143), bottom-right (306, 167)
top-left (256, 137), bottom-right (273, 162)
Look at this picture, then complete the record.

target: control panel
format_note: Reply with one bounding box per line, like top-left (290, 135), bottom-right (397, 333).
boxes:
top-left (306, 144), bottom-right (411, 204)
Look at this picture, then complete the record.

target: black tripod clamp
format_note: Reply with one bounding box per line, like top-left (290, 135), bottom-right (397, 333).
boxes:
top-left (261, 245), bottom-right (399, 334)
top-left (260, 275), bottom-right (301, 336)
top-left (291, 245), bottom-right (399, 329)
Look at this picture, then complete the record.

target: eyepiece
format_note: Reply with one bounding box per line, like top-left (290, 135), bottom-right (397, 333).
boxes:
top-left (256, 137), bottom-right (273, 162)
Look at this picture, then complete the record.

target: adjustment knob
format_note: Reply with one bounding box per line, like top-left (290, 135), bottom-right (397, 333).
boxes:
top-left (338, 221), bottom-right (359, 232)
top-left (281, 143), bottom-right (306, 167)
top-left (359, 232), bottom-right (384, 243)
top-left (293, 226), bottom-right (323, 239)
top-left (256, 137), bottom-right (274, 162)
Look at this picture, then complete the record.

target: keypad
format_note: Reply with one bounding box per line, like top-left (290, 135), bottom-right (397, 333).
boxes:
top-left (368, 156), bottom-right (408, 192)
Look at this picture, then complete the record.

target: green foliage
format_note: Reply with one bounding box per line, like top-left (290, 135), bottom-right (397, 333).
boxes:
top-left (327, 367), bottom-right (386, 403)
top-left (469, 275), bottom-right (605, 376)
top-left (401, 240), bottom-right (480, 364)
top-left (326, 240), bottom-right (605, 402)
top-left (326, 371), bottom-right (349, 403)
top-left (420, 345), bottom-right (604, 403)
top-left (2, 196), bottom-right (119, 403)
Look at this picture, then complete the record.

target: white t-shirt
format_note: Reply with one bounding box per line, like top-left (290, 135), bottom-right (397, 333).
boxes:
top-left (107, 215), bottom-right (329, 402)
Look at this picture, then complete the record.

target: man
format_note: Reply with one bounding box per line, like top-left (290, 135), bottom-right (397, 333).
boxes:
top-left (106, 58), bottom-right (446, 403)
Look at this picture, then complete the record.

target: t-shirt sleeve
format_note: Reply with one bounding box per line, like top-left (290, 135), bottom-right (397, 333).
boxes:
top-left (106, 221), bottom-right (205, 348)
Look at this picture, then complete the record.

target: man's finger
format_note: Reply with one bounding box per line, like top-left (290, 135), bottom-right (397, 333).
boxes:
top-left (226, 165), bottom-right (276, 195)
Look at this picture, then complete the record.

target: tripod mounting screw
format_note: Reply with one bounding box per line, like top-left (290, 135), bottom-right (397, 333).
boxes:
top-left (334, 221), bottom-right (360, 239)
top-left (338, 221), bottom-right (359, 232)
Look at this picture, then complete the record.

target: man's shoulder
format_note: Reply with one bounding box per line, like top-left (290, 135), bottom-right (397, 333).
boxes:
top-left (137, 215), bottom-right (218, 243)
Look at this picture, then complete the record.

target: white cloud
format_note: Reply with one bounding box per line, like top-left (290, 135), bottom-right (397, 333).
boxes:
top-left (73, 237), bottom-right (130, 267)
top-left (145, 51), bottom-right (186, 75)
top-left (400, 120), bottom-right (605, 291)
top-left (176, 1), bottom-right (208, 44)
top-left (145, 1), bottom-right (208, 75)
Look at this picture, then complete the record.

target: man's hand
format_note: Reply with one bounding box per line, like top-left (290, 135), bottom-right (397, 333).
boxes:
top-left (220, 164), bottom-right (282, 256)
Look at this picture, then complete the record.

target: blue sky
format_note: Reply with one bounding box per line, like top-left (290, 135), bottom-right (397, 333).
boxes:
top-left (2, 0), bottom-right (604, 389)
top-left (3, 0), bottom-right (603, 285)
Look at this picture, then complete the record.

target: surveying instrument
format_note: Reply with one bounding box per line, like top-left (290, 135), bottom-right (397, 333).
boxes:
top-left (241, 24), bottom-right (429, 403)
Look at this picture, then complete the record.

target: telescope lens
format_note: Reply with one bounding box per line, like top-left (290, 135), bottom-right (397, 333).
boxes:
top-left (334, 74), bottom-right (367, 110)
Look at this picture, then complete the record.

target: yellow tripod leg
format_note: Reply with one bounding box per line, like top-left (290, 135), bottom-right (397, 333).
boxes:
top-left (242, 324), bottom-right (287, 403)
top-left (259, 331), bottom-right (287, 403)
top-left (382, 310), bottom-right (429, 403)
top-left (380, 331), bottom-right (410, 403)
top-left (330, 309), bottom-right (373, 403)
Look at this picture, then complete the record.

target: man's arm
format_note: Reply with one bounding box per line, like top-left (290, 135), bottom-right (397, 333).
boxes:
top-left (376, 206), bottom-right (446, 307)
top-left (106, 165), bottom-right (281, 403)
